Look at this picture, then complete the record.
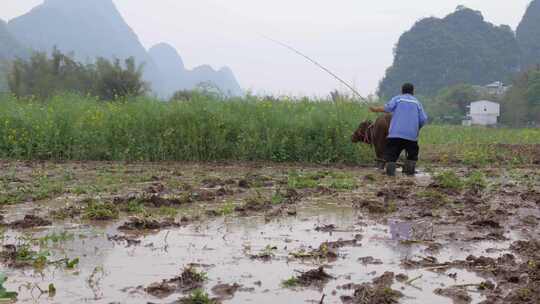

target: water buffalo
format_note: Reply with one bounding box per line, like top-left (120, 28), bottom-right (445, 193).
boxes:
top-left (351, 113), bottom-right (392, 167)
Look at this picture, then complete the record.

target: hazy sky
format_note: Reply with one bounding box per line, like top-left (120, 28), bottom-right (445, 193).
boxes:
top-left (0, 0), bottom-right (532, 96)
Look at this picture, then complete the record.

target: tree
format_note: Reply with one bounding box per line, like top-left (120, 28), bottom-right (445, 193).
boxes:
top-left (526, 69), bottom-right (540, 105)
top-left (8, 49), bottom-right (147, 100)
top-left (500, 67), bottom-right (540, 125)
top-left (437, 84), bottom-right (480, 114)
top-left (94, 57), bottom-right (148, 101)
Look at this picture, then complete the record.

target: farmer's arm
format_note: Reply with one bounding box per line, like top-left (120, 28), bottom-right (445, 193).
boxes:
top-left (370, 97), bottom-right (398, 113)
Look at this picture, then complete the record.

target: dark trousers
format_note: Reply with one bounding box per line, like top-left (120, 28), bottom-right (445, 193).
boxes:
top-left (384, 138), bottom-right (419, 162)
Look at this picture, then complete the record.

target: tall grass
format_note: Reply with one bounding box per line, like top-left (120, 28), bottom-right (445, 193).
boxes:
top-left (0, 93), bottom-right (537, 164)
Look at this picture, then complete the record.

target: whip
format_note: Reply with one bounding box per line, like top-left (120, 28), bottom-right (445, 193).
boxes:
top-left (262, 35), bottom-right (368, 102)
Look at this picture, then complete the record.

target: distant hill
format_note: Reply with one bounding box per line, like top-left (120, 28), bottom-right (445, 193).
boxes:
top-left (7, 0), bottom-right (242, 97)
top-left (517, 0), bottom-right (540, 69)
top-left (149, 43), bottom-right (243, 97)
top-left (0, 19), bottom-right (28, 61)
top-left (378, 7), bottom-right (520, 98)
top-left (7, 0), bottom-right (164, 94)
top-left (0, 19), bottom-right (29, 91)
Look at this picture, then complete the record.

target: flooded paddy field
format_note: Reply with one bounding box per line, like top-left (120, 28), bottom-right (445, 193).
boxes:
top-left (0, 161), bottom-right (539, 304)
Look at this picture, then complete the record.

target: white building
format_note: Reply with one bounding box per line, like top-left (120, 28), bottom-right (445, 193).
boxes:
top-left (472, 81), bottom-right (510, 97)
top-left (463, 100), bottom-right (500, 126)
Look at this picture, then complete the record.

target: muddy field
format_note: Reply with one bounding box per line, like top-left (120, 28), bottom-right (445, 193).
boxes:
top-left (0, 161), bottom-right (539, 304)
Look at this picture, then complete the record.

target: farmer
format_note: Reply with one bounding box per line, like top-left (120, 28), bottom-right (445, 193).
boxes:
top-left (369, 83), bottom-right (428, 176)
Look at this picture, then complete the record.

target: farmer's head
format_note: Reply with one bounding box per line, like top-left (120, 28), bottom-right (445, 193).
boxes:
top-left (402, 83), bottom-right (414, 95)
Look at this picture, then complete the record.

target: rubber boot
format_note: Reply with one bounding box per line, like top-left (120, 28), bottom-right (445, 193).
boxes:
top-left (404, 160), bottom-right (416, 176)
top-left (385, 162), bottom-right (396, 177)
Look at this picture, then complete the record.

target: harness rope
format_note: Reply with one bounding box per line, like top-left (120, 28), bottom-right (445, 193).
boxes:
top-left (362, 122), bottom-right (386, 164)
top-left (362, 123), bottom-right (375, 145)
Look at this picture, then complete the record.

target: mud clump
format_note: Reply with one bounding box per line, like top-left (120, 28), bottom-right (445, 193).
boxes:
top-left (145, 266), bottom-right (207, 298)
top-left (237, 174), bottom-right (273, 189)
top-left (510, 240), bottom-right (540, 259)
top-left (434, 286), bottom-right (472, 304)
top-left (118, 217), bottom-right (186, 231)
top-left (1, 244), bottom-right (45, 268)
top-left (377, 187), bottom-right (410, 200)
top-left (352, 199), bottom-right (388, 214)
top-left (291, 239), bottom-right (359, 261)
top-left (395, 274), bottom-right (408, 282)
top-left (190, 190), bottom-right (216, 202)
top-left (325, 238), bottom-right (361, 249)
top-left (283, 188), bottom-right (302, 204)
top-left (470, 219), bottom-right (502, 229)
top-left (107, 234), bottom-right (141, 247)
top-left (249, 245), bottom-right (277, 261)
top-left (291, 244), bottom-right (337, 261)
top-left (340, 272), bottom-right (403, 304)
top-left (8, 215), bottom-right (52, 229)
top-left (402, 256), bottom-right (448, 269)
top-left (264, 204), bottom-right (297, 220)
top-left (144, 195), bottom-right (184, 207)
top-left (145, 183), bottom-right (166, 194)
top-left (520, 190), bottom-right (540, 205)
top-left (201, 177), bottom-right (230, 188)
top-left (215, 187), bottom-right (234, 197)
top-left (315, 224), bottom-right (336, 232)
top-left (295, 267), bottom-right (334, 288)
top-left (235, 198), bottom-right (272, 215)
top-left (211, 283), bottom-right (241, 300)
top-left (521, 215), bottom-right (539, 226)
top-left (358, 256), bottom-right (383, 265)
top-left (49, 205), bottom-right (82, 219)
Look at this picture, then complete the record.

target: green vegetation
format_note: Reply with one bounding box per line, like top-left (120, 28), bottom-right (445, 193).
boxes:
top-left (65, 258), bottom-right (79, 269)
top-left (12, 244), bottom-right (50, 269)
top-left (48, 283), bottom-right (56, 297)
top-left (287, 172), bottom-right (320, 189)
top-left (281, 276), bottom-right (301, 288)
top-left (217, 201), bottom-right (235, 215)
top-left (434, 171), bottom-right (464, 190)
top-left (251, 245), bottom-right (277, 260)
top-left (125, 200), bottom-right (146, 214)
top-left (425, 84), bottom-right (483, 123)
top-left (271, 191), bottom-right (285, 205)
top-left (179, 289), bottom-right (217, 304)
top-left (328, 178), bottom-right (357, 190)
top-left (501, 67), bottom-right (540, 125)
top-left (465, 171), bottom-right (488, 190)
top-left (154, 206), bottom-right (179, 218)
top-left (83, 201), bottom-right (119, 220)
top-left (38, 231), bottom-right (74, 246)
top-left (417, 190), bottom-right (449, 208)
top-left (0, 273), bottom-right (17, 300)
top-left (434, 170), bottom-right (488, 192)
top-left (184, 267), bottom-right (208, 283)
top-left (0, 94), bottom-right (537, 164)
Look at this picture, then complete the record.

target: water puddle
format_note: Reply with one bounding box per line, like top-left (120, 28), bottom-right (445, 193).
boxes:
top-left (2, 203), bottom-right (514, 304)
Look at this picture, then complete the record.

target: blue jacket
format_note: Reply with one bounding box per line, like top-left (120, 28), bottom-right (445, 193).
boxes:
top-left (384, 94), bottom-right (428, 142)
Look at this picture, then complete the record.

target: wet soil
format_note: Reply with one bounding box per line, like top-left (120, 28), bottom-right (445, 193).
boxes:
top-left (0, 161), bottom-right (538, 304)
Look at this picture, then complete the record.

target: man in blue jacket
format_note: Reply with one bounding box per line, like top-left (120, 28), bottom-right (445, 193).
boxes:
top-left (370, 83), bottom-right (428, 176)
